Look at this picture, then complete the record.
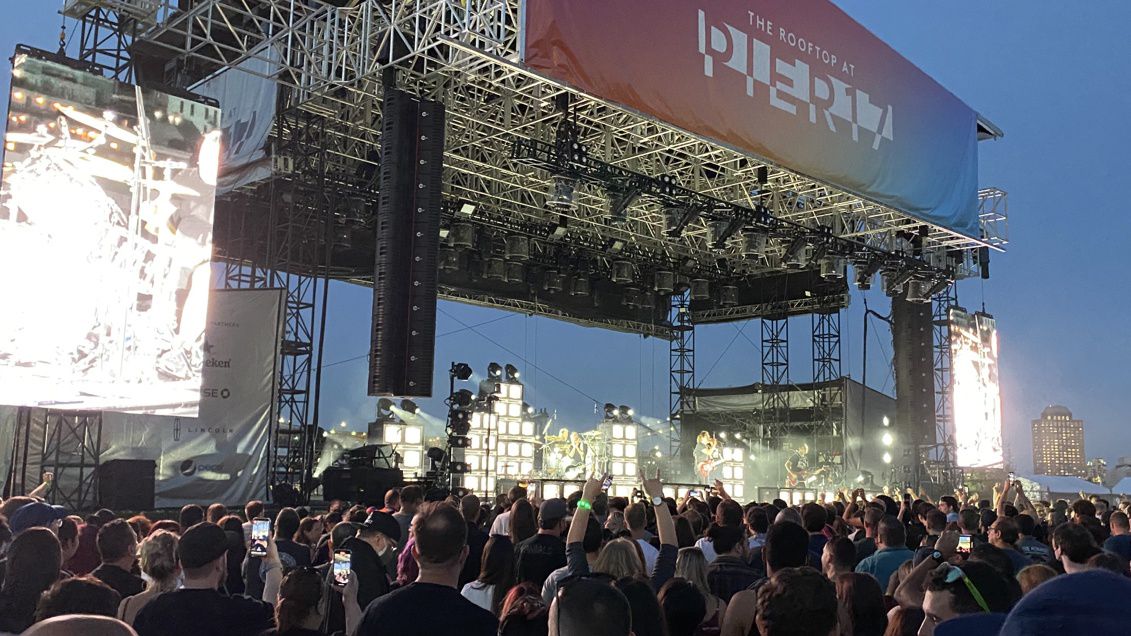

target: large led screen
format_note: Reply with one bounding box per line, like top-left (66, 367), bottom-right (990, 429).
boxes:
top-left (950, 308), bottom-right (1003, 468)
top-left (0, 53), bottom-right (221, 415)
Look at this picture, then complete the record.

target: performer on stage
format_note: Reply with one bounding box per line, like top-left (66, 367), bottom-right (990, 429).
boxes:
top-left (694, 431), bottom-right (723, 481)
top-left (785, 443), bottom-right (810, 487)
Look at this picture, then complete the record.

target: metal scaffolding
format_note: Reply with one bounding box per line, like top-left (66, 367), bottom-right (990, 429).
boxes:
top-left (668, 291), bottom-right (694, 458)
top-left (928, 283), bottom-right (962, 487)
top-left (811, 309), bottom-right (842, 426)
top-left (760, 315), bottom-right (790, 440)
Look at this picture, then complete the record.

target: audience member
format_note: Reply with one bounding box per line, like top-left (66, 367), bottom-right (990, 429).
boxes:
top-left (491, 485), bottom-right (529, 537)
top-left (92, 519), bottom-right (144, 599)
top-left (35, 575), bottom-right (121, 622)
top-left (626, 502), bottom-right (659, 572)
top-left (515, 499), bottom-right (568, 587)
top-left (178, 505), bottom-right (205, 530)
top-left (999, 569), bottom-right (1131, 634)
top-left (266, 564), bottom-right (361, 636)
top-left (822, 536), bottom-right (856, 580)
top-left (755, 567), bottom-right (838, 636)
top-left (206, 503), bottom-right (227, 524)
top-left (24, 615), bottom-right (138, 636)
top-left (882, 606), bottom-right (924, 636)
top-left (1052, 522), bottom-right (1101, 574)
top-left (461, 534), bottom-right (515, 615)
top-left (659, 577), bottom-right (707, 636)
top-left (834, 572), bottom-right (886, 636)
top-left (339, 510), bottom-right (399, 617)
top-left (510, 499), bottom-right (539, 545)
top-left (549, 576), bottom-right (631, 636)
top-left (1013, 514), bottom-right (1051, 563)
top-left (706, 524), bottom-right (759, 602)
top-left (919, 561), bottom-right (1013, 636)
top-left (854, 516), bottom-right (913, 591)
top-left (1102, 510), bottom-right (1131, 562)
top-left (273, 508), bottom-right (312, 571)
top-left (542, 515), bottom-right (602, 605)
top-left (394, 485), bottom-right (424, 542)
top-left (117, 530), bottom-right (180, 624)
top-left (357, 502), bottom-right (496, 635)
top-left (0, 528), bottom-right (63, 634)
top-left (459, 494), bottom-right (489, 588)
top-left (1015, 563), bottom-right (1056, 595)
top-left (133, 522), bottom-right (274, 636)
top-left (243, 500), bottom-right (265, 544)
top-left (986, 517), bottom-right (1030, 576)
top-left (675, 547), bottom-right (726, 634)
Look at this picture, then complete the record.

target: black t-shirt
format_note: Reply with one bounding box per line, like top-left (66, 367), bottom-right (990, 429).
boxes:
top-left (92, 563), bottom-right (145, 598)
top-left (356, 582), bottom-right (496, 636)
top-left (515, 533), bottom-right (566, 588)
top-left (133, 588), bottom-right (274, 636)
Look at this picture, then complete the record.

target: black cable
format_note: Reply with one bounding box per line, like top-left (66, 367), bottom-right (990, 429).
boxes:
top-left (318, 312), bottom-right (516, 371)
top-left (696, 320), bottom-right (751, 387)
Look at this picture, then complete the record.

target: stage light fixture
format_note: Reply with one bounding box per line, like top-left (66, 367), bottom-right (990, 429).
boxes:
top-left (882, 452), bottom-right (892, 464)
top-left (488, 363), bottom-right (503, 379)
top-left (548, 175), bottom-right (578, 210)
top-left (570, 276), bottom-right (591, 297)
top-left (720, 285), bottom-right (738, 307)
top-left (882, 432), bottom-right (894, 446)
top-left (450, 222), bottom-right (475, 248)
top-left (604, 403), bottom-right (618, 419)
top-left (905, 278), bottom-right (932, 303)
top-left (618, 405), bottom-right (634, 421)
top-left (450, 362), bottom-right (473, 381)
top-left (611, 261), bottom-right (634, 284)
top-left (505, 364), bottom-right (520, 381)
top-left (377, 398), bottom-right (395, 416)
top-left (485, 257), bottom-right (505, 280)
top-left (453, 389), bottom-right (475, 408)
top-left (883, 268), bottom-right (915, 296)
top-left (426, 447), bottom-right (446, 462)
top-left (448, 435), bottom-right (471, 448)
top-left (783, 237), bottom-right (810, 269)
top-left (654, 270), bottom-right (674, 294)
top-left (664, 205), bottom-right (700, 238)
top-left (450, 461), bottom-right (471, 474)
top-left (690, 279), bottom-right (710, 301)
top-left (819, 255), bottom-right (846, 280)
top-left (606, 183), bottom-right (642, 224)
top-left (401, 399), bottom-right (419, 414)
top-left (882, 416), bottom-right (890, 427)
top-left (504, 235), bottom-right (530, 262)
top-left (457, 201), bottom-right (476, 216)
top-left (925, 277), bottom-right (953, 298)
top-left (742, 229), bottom-right (768, 258)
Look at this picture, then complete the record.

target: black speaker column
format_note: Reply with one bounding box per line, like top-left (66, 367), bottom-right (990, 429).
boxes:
top-left (891, 296), bottom-right (936, 446)
top-left (368, 87), bottom-right (445, 397)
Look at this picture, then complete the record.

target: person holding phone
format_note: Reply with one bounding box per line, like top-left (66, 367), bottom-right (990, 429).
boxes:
top-left (133, 522), bottom-right (275, 636)
top-left (261, 566), bottom-right (362, 636)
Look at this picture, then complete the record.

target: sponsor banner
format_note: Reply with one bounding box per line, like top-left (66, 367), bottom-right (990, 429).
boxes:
top-left (523, 0), bottom-right (981, 238)
top-left (191, 44), bottom-right (278, 193)
top-left (102, 288), bottom-right (283, 507)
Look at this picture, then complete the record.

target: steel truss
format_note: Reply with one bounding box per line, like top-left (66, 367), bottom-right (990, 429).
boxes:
top-left (7, 409), bottom-right (103, 509)
top-left (73, 1), bottom-right (1006, 294)
top-left (669, 291), bottom-right (694, 458)
top-left (927, 284), bottom-right (962, 488)
top-left (217, 101), bottom-right (341, 502)
top-left (760, 316), bottom-right (790, 437)
top-left (67, 4), bottom-right (135, 82)
top-left (812, 310), bottom-right (842, 430)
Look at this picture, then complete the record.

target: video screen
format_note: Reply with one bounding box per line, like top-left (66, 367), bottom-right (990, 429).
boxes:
top-left (0, 53), bottom-right (221, 415)
top-left (950, 308), bottom-right (1003, 468)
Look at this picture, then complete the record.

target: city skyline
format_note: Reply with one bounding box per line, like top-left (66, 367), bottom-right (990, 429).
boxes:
top-left (2, 3), bottom-right (1130, 474)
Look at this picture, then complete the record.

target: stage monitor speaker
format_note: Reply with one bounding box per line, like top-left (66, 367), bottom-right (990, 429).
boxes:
top-left (321, 467), bottom-right (405, 506)
top-left (892, 296), bottom-right (936, 446)
top-left (98, 459), bottom-right (155, 511)
top-left (368, 87), bottom-right (445, 397)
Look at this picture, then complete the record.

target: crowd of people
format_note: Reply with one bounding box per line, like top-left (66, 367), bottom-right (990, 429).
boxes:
top-left (0, 473), bottom-right (1130, 635)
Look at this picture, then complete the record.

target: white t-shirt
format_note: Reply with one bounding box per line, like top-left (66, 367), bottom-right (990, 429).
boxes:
top-left (490, 511), bottom-right (511, 537)
top-left (637, 538), bottom-right (659, 573)
top-left (695, 537), bottom-right (718, 563)
top-left (461, 580), bottom-right (495, 612)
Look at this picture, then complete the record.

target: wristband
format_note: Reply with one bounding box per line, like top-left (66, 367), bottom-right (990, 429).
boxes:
top-left (577, 499), bottom-right (592, 511)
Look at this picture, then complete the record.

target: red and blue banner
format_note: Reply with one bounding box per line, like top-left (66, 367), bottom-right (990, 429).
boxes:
top-left (523, 0), bottom-right (982, 238)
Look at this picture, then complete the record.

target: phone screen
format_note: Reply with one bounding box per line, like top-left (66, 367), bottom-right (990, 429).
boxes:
top-left (601, 475), bottom-right (614, 491)
top-left (957, 534), bottom-right (973, 555)
top-left (333, 549), bottom-right (352, 587)
top-left (687, 489), bottom-right (701, 500)
top-left (250, 518), bottom-right (270, 557)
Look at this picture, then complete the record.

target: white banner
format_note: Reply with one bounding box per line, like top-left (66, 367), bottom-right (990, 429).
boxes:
top-left (192, 45), bottom-right (279, 193)
top-left (102, 288), bottom-right (283, 507)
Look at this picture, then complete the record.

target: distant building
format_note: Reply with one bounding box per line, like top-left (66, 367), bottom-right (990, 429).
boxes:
top-left (1031, 405), bottom-right (1086, 477)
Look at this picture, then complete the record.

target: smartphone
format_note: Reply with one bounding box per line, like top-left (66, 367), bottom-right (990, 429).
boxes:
top-left (250, 517), bottom-right (270, 558)
top-left (332, 549), bottom-right (352, 587)
top-left (687, 489), bottom-right (702, 500)
top-left (957, 534), bottom-right (973, 556)
top-left (601, 475), bottom-right (614, 491)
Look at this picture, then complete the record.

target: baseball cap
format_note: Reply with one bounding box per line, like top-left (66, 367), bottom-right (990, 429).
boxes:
top-left (178, 522), bottom-right (229, 569)
top-left (360, 511), bottom-right (401, 543)
top-left (540, 498), bottom-right (568, 522)
top-left (10, 502), bottom-right (68, 534)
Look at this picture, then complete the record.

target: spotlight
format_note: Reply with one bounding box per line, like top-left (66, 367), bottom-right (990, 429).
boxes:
top-left (505, 364), bottom-right (521, 381)
top-left (377, 398), bottom-right (395, 416)
top-left (734, 432), bottom-right (742, 440)
top-left (906, 279), bottom-right (932, 304)
top-left (449, 410), bottom-right (471, 435)
top-left (548, 175), bottom-right (578, 210)
top-left (450, 362), bottom-right (473, 381)
top-left (664, 205), bottom-right (700, 238)
top-left (720, 285), bottom-right (738, 307)
top-left (925, 277), bottom-right (953, 298)
top-left (618, 405), bottom-right (634, 421)
top-left (882, 432), bottom-right (894, 447)
top-left (719, 432), bottom-right (728, 440)
top-left (819, 255), bottom-right (846, 280)
top-left (457, 201), bottom-right (477, 216)
top-left (882, 416), bottom-right (890, 427)
top-left (523, 402), bottom-right (535, 415)
top-left (504, 235), bottom-right (530, 261)
top-left (690, 279), bottom-right (710, 301)
top-left (883, 268), bottom-right (914, 296)
top-left (400, 399), bottom-right (419, 415)
top-left (452, 389), bottom-right (474, 408)
top-left (606, 183), bottom-right (641, 224)
top-left (448, 435), bottom-right (471, 448)
top-left (450, 461), bottom-right (471, 475)
top-left (742, 229), bottom-right (768, 258)
top-left (487, 363), bottom-right (503, 379)
top-left (604, 403), bottom-right (618, 419)
top-left (783, 237), bottom-right (810, 269)
top-left (882, 452), bottom-right (892, 464)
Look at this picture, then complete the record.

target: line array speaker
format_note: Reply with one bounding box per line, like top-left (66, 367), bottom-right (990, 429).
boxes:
top-left (892, 296), bottom-right (936, 446)
top-left (368, 87), bottom-right (445, 397)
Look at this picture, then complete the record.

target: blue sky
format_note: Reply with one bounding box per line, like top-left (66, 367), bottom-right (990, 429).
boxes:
top-left (3, 2), bottom-right (1129, 473)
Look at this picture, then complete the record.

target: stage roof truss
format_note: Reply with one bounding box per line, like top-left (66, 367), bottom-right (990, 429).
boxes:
top-left (90, 0), bottom-right (1007, 298)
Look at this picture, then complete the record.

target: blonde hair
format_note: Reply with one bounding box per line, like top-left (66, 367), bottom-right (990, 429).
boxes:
top-left (594, 538), bottom-right (645, 580)
top-left (675, 547), bottom-right (710, 598)
top-left (138, 530), bottom-right (179, 592)
top-left (1016, 564), bottom-right (1057, 595)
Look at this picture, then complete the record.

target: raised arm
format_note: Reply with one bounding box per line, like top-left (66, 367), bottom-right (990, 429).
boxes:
top-left (566, 475), bottom-right (606, 577)
top-left (714, 479), bottom-right (732, 502)
top-left (261, 534), bottom-right (284, 605)
top-left (643, 471), bottom-right (676, 590)
top-left (894, 531), bottom-right (958, 608)
top-left (996, 479), bottom-right (1011, 518)
top-left (27, 472), bottom-right (53, 499)
top-left (842, 489), bottom-right (865, 529)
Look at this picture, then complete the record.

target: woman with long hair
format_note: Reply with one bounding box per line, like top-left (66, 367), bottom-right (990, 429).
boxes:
top-left (267, 566), bottom-right (361, 636)
top-left (593, 538), bottom-right (647, 580)
top-left (118, 530), bottom-right (181, 624)
top-left (293, 517), bottom-right (322, 559)
top-left (616, 578), bottom-right (669, 636)
top-left (461, 535), bottom-right (516, 615)
top-left (509, 500), bottom-right (537, 545)
top-left (674, 547), bottom-right (725, 635)
top-left (835, 572), bottom-right (888, 636)
top-left (882, 606), bottom-right (924, 636)
top-left (0, 528), bottom-right (62, 633)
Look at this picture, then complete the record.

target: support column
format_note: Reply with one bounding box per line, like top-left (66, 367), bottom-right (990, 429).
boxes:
top-left (669, 291), bottom-right (694, 460)
top-left (931, 283), bottom-right (961, 487)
